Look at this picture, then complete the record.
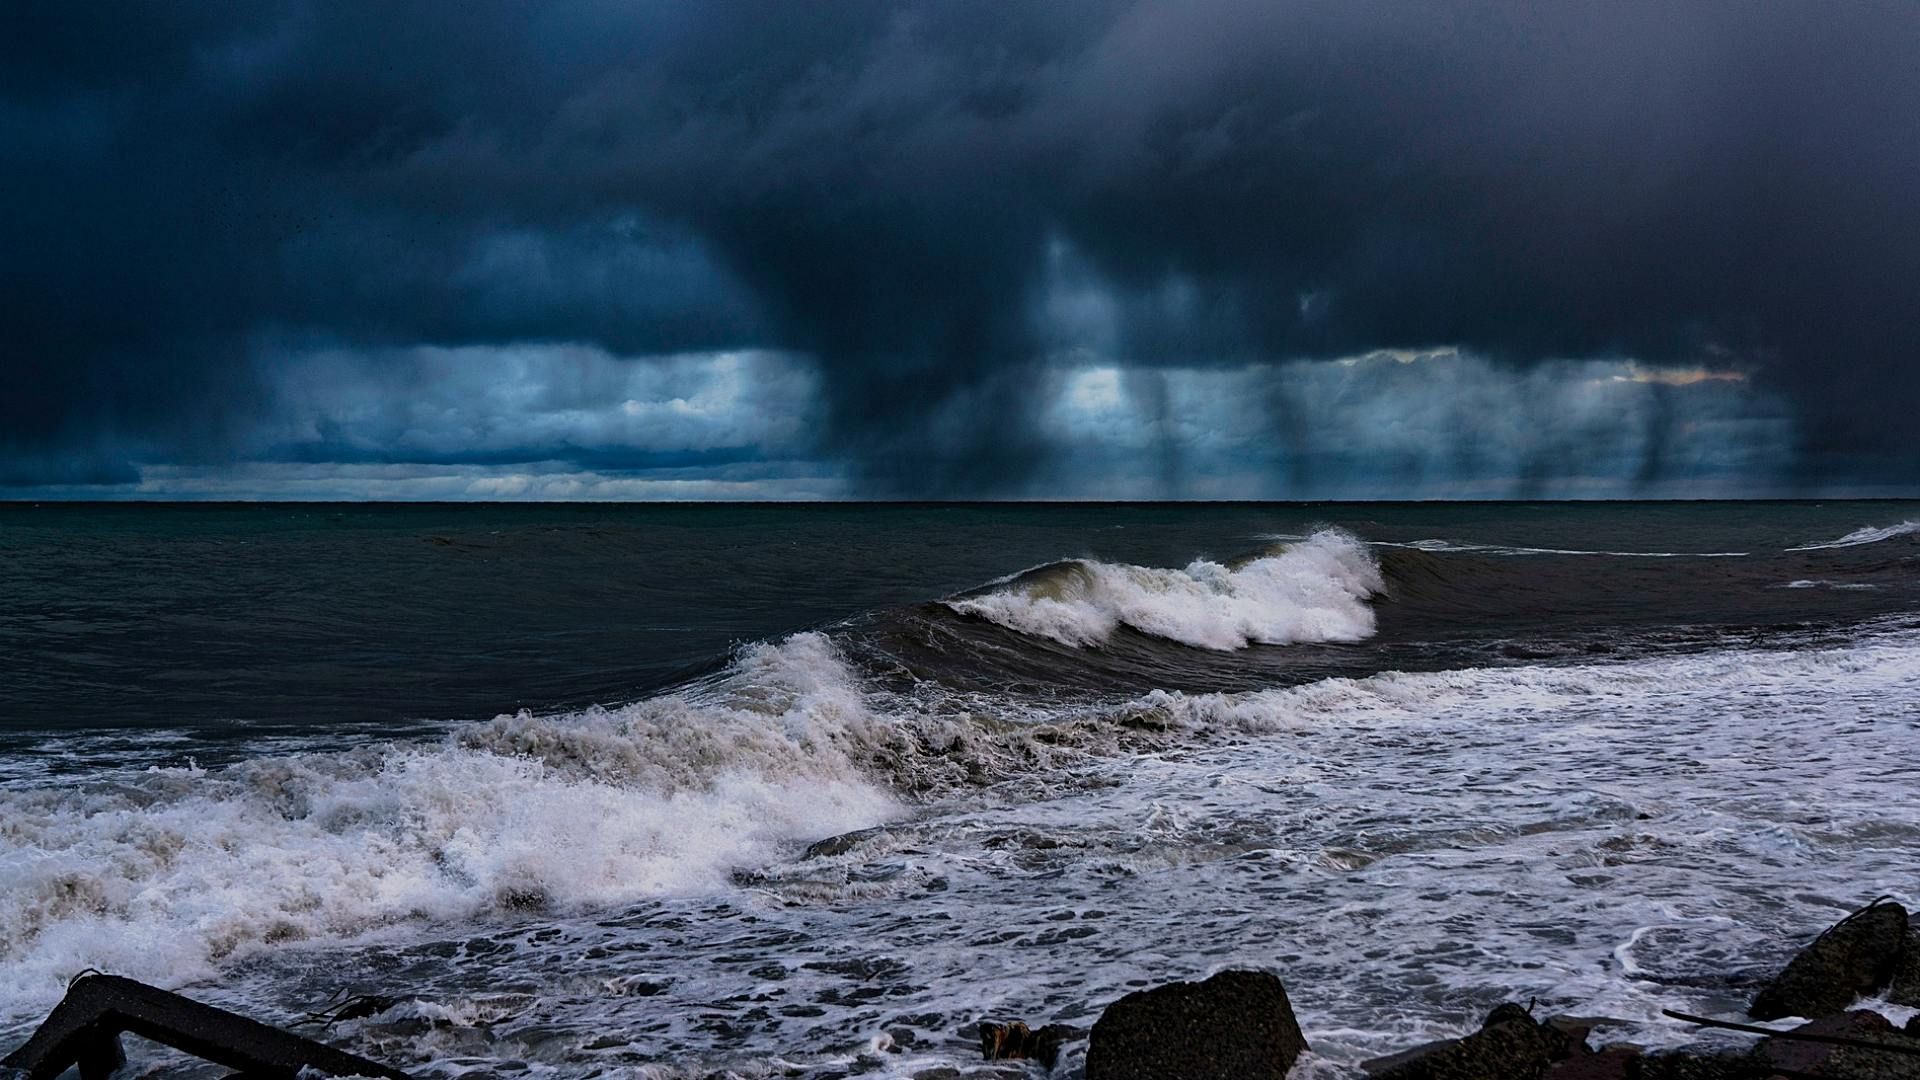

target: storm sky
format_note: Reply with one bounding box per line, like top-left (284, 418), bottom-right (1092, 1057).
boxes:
top-left (5, 1), bottom-right (1918, 499)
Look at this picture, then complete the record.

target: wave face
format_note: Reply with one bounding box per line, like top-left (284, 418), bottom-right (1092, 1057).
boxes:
top-left (944, 529), bottom-right (1383, 650)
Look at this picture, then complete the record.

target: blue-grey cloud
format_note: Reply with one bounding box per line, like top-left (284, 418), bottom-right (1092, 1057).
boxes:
top-left (4, 1), bottom-right (1918, 496)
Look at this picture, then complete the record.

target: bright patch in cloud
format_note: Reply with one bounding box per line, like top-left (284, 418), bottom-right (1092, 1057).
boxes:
top-left (1612, 364), bottom-right (1748, 386)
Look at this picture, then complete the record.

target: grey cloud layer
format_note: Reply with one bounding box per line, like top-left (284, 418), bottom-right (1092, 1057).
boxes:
top-left (5, 2), bottom-right (1918, 494)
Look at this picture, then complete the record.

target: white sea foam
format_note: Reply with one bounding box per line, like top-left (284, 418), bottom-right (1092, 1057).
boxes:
top-left (1788, 520), bottom-right (1920, 551)
top-left (0, 633), bottom-right (902, 1005)
top-left (1779, 579), bottom-right (1881, 590)
top-left (141, 624), bottom-right (1918, 1080)
top-left (9, 627), bottom-right (1920, 1077)
top-left (946, 529), bottom-right (1384, 650)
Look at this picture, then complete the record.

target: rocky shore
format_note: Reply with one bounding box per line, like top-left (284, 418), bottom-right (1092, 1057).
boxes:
top-left (8, 898), bottom-right (1919, 1080)
top-left (966, 897), bottom-right (1920, 1079)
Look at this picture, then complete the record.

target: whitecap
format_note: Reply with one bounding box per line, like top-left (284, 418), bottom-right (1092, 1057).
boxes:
top-left (946, 529), bottom-right (1383, 650)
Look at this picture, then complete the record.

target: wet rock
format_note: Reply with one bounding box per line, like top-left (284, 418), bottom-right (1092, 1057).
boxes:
top-left (1083, 969), bottom-right (1307, 1080)
top-left (1635, 1010), bottom-right (1920, 1080)
top-left (978, 1020), bottom-right (1082, 1069)
top-left (1367, 1002), bottom-right (1580, 1080)
top-left (1750, 899), bottom-right (1909, 1020)
top-left (1546, 1045), bottom-right (1641, 1079)
top-left (1888, 929), bottom-right (1920, 1008)
top-left (804, 826), bottom-right (891, 860)
top-left (1752, 1009), bottom-right (1920, 1079)
top-left (1361, 1038), bottom-right (1464, 1076)
top-left (1544, 1015), bottom-right (1629, 1052)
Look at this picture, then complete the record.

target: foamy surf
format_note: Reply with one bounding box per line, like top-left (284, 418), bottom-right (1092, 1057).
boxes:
top-left (43, 623), bottom-right (1911, 1080)
top-left (945, 529), bottom-right (1383, 650)
top-left (0, 633), bottom-right (903, 1005)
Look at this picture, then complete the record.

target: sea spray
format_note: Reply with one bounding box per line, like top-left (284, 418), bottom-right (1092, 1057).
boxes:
top-left (947, 529), bottom-right (1384, 650)
top-left (0, 633), bottom-right (902, 1004)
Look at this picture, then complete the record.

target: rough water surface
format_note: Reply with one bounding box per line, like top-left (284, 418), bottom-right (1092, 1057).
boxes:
top-left (2, 503), bottom-right (1918, 1077)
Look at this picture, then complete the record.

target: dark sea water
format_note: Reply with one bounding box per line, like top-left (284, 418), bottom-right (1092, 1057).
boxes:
top-left (3, 502), bottom-right (1919, 1078)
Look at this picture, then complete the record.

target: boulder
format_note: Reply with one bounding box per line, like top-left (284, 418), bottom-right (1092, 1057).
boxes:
top-left (1887, 929), bottom-right (1920, 1008)
top-left (1635, 1010), bottom-right (1920, 1080)
top-left (1083, 969), bottom-right (1308, 1080)
top-left (1750, 899), bottom-right (1909, 1020)
top-left (1545, 1045), bottom-right (1641, 1080)
top-left (1367, 1003), bottom-right (1580, 1080)
top-left (1627, 1053), bottom-right (1765, 1080)
top-left (1751, 1009), bottom-right (1920, 1079)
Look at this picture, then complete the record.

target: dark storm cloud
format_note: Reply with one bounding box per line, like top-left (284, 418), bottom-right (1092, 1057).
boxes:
top-left (4, 1), bottom-right (1918, 493)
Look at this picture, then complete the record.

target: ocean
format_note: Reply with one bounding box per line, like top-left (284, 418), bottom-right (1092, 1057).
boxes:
top-left (2, 502), bottom-right (1918, 1078)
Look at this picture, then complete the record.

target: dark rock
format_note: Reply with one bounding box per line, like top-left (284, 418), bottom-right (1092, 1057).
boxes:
top-left (1083, 969), bottom-right (1308, 1080)
top-left (1750, 899), bottom-right (1909, 1020)
top-left (1368, 1003), bottom-right (1579, 1080)
top-left (1627, 1053), bottom-right (1764, 1080)
top-left (1888, 929), bottom-right (1920, 1008)
top-left (804, 827), bottom-right (891, 860)
top-left (1545, 1016), bottom-right (1631, 1052)
top-left (1362, 1039), bottom-right (1465, 1075)
top-left (978, 1021), bottom-right (1081, 1069)
top-left (1752, 1009), bottom-right (1920, 1079)
top-left (1547, 1046), bottom-right (1641, 1080)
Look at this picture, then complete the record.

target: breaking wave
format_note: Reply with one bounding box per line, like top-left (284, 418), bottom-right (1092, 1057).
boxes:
top-left (1788, 520), bottom-right (1920, 551)
top-left (0, 627), bottom-right (1240, 1006)
top-left (0, 634), bottom-right (910, 1001)
top-left (944, 529), bottom-right (1383, 650)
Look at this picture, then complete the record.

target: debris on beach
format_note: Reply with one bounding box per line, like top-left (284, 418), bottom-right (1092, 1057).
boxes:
top-left (0, 973), bottom-right (410, 1080)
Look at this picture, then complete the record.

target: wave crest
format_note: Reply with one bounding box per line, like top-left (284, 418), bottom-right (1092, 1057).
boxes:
top-left (1788, 520), bottom-right (1920, 551)
top-left (944, 529), bottom-right (1383, 650)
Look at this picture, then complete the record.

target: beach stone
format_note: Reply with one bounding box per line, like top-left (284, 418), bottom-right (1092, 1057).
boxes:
top-left (1750, 900), bottom-right (1908, 1020)
top-left (1367, 1002), bottom-right (1577, 1080)
top-left (1887, 929), bottom-right (1920, 1007)
top-left (977, 1020), bottom-right (1081, 1068)
top-left (1083, 969), bottom-right (1307, 1080)
top-left (1751, 1009), bottom-right (1920, 1079)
